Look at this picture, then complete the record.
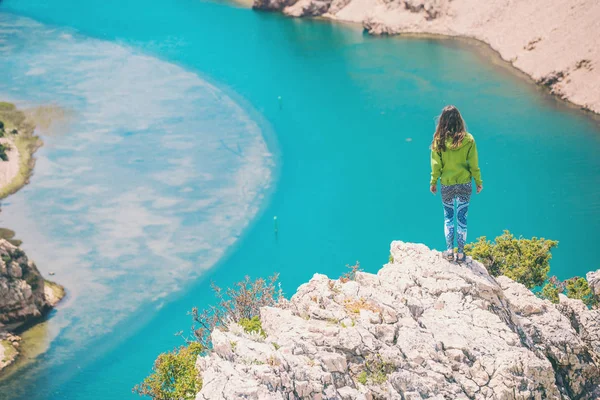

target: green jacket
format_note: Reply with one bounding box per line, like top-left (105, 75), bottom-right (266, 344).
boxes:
top-left (430, 133), bottom-right (482, 186)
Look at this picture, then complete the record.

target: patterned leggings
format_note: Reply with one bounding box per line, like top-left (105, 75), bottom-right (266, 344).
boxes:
top-left (441, 182), bottom-right (472, 253)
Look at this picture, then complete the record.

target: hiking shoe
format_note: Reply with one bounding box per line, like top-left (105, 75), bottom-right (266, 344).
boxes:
top-left (456, 253), bottom-right (467, 264)
top-left (443, 250), bottom-right (455, 262)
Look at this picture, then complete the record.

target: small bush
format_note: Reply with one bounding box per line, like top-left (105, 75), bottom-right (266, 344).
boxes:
top-left (137, 275), bottom-right (282, 398)
top-left (340, 262), bottom-right (361, 283)
top-left (133, 342), bottom-right (203, 400)
top-left (239, 316), bottom-right (266, 338)
top-left (465, 231), bottom-right (558, 289)
top-left (191, 274), bottom-right (282, 349)
top-left (540, 282), bottom-right (560, 304)
top-left (356, 355), bottom-right (394, 386)
top-left (357, 371), bottom-right (368, 385)
top-left (0, 144), bottom-right (9, 161)
top-left (539, 275), bottom-right (597, 308)
top-left (565, 277), bottom-right (596, 308)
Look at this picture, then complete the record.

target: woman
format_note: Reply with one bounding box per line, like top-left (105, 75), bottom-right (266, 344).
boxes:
top-left (430, 105), bottom-right (482, 263)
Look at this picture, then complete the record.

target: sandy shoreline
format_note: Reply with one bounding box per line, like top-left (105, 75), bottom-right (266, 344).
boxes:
top-left (250, 0), bottom-right (600, 115)
top-left (0, 138), bottom-right (20, 193)
top-left (0, 102), bottom-right (42, 199)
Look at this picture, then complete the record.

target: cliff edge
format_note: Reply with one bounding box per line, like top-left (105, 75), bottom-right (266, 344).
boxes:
top-left (0, 239), bottom-right (63, 371)
top-left (253, 0), bottom-right (600, 114)
top-left (196, 241), bottom-right (600, 399)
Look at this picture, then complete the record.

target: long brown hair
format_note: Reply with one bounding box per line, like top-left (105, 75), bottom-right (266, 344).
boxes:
top-left (431, 105), bottom-right (466, 151)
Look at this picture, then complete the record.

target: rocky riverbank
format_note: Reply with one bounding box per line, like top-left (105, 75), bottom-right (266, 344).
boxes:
top-left (0, 239), bottom-right (64, 372)
top-left (252, 0), bottom-right (600, 114)
top-left (0, 101), bottom-right (65, 373)
top-left (196, 241), bottom-right (600, 399)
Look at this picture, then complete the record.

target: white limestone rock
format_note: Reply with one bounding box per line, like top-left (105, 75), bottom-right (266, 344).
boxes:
top-left (196, 242), bottom-right (600, 399)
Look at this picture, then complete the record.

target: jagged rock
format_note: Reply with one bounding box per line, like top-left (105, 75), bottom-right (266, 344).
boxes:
top-left (0, 238), bottom-right (64, 372)
top-left (284, 0), bottom-right (333, 17)
top-left (499, 278), bottom-right (600, 398)
top-left (537, 71), bottom-right (566, 91)
top-left (0, 239), bottom-right (48, 325)
top-left (587, 270), bottom-right (600, 300)
top-left (363, 18), bottom-right (398, 36)
top-left (403, 0), bottom-right (446, 20)
top-left (196, 242), bottom-right (600, 399)
top-left (328, 0), bottom-right (352, 15)
top-left (253, 0), bottom-right (298, 12)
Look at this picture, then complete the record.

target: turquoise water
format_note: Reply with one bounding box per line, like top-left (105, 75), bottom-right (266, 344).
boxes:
top-left (0, 0), bottom-right (599, 398)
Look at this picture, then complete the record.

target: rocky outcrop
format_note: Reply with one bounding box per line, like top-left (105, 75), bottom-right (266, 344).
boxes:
top-left (0, 238), bottom-right (63, 371)
top-left (0, 239), bottom-right (49, 326)
top-left (252, 0), bottom-right (600, 114)
top-left (587, 270), bottom-right (600, 300)
top-left (195, 241), bottom-right (600, 399)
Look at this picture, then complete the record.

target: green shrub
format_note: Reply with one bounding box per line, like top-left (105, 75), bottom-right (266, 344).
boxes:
top-left (133, 342), bottom-right (203, 400)
top-left (137, 276), bottom-right (282, 398)
top-left (539, 275), bottom-right (597, 308)
top-left (239, 316), bottom-right (266, 338)
top-left (465, 231), bottom-right (558, 289)
top-left (356, 355), bottom-right (394, 386)
top-left (357, 371), bottom-right (368, 385)
top-left (564, 277), bottom-right (596, 308)
top-left (540, 282), bottom-right (560, 304)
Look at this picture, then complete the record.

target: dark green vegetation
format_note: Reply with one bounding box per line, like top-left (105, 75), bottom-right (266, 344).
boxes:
top-left (0, 144), bottom-right (9, 162)
top-left (133, 342), bottom-right (203, 400)
top-left (464, 231), bottom-right (558, 289)
top-left (135, 275), bottom-right (282, 399)
top-left (541, 276), bottom-right (596, 307)
top-left (0, 101), bottom-right (42, 199)
top-left (466, 230), bottom-right (598, 307)
top-left (1, 247), bottom-right (43, 291)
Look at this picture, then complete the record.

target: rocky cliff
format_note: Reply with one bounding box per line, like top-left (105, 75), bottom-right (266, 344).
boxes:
top-left (196, 241), bottom-right (600, 399)
top-left (0, 238), bottom-right (63, 371)
top-left (252, 0), bottom-right (600, 114)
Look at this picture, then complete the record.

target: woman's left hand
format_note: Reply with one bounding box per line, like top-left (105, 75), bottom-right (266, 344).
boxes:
top-left (430, 184), bottom-right (437, 194)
